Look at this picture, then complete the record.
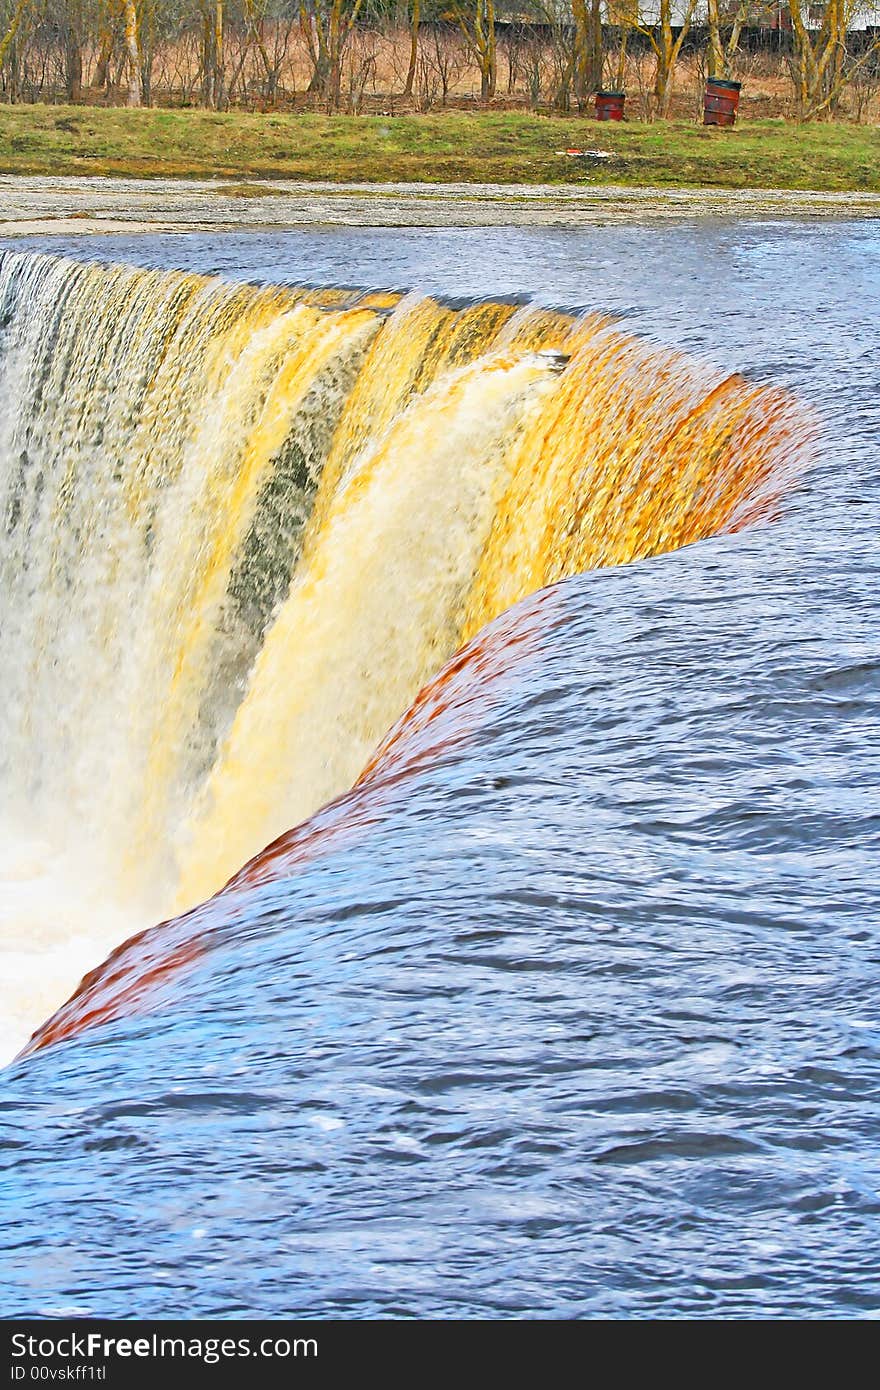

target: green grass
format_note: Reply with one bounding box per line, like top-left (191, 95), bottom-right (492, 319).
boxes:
top-left (0, 106), bottom-right (878, 191)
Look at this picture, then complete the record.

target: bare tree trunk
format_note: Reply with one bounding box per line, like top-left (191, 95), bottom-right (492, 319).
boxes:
top-left (65, 31), bottom-right (84, 101)
top-left (246, 0), bottom-right (281, 103)
top-left (214, 0), bottom-right (224, 108)
top-left (706, 0), bottom-right (725, 78)
top-left (122, 0), bottom-right (142, 106)
top-left (328, 0), bottom-right (342, 108)
top-left (94, 5), bottom-right (117, 92)
top-left (200, 0), bottom-right (222, 107)
top-left (615, 25), bottom-right (629, 91)
top-left (300, 0), bottom-right (364, 109)
top-left (301, 1), bottom-right (329, 96)
top-left (61, 0), bottom-right (84, 101)
top-left (8, 34), bottom-right (20, 99)
top-left (654, 0), bottom-right (674, 113)
top-left (589, 0), bottom-right (602, 90)
top-left (485, 0), bottom-right (496, 100)
top-left (403, 0), bottom-right (419, 98)
top-left (455, 0), bottom-right (495, 103)
top-left (726, 5), bottom-right (749, 69)
top-left (572, 0), bottom-right (589, 104)
top-left (611, 0), bottom-right (637, 93)
top-left (648, 0), bottom-right (696, 117)
top-left (0, 0), bottom-right (31, 73)
top-left (786, 0), bottom-right (869, 118)
top-left (201, 4), bottom-right (213, 106)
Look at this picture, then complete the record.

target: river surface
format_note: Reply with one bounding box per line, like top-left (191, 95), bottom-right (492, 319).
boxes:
top-left (0, 217), bottom-right (878, 1318)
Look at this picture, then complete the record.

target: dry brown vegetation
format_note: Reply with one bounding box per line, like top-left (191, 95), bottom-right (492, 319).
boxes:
top-left (1, 3), bottom-right (878, 125)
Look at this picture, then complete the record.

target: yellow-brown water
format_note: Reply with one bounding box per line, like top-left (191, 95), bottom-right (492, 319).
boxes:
top-left (0, 250), bottom-right (810, 1044)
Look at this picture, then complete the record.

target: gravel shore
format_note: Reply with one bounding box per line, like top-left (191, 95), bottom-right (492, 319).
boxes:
top-left (2, 175), bottom-right (879, 235)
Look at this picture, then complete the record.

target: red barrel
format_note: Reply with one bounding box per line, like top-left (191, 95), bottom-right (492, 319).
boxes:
top-left (595, 90), bottom-right (625, 122)
top-left (703, 78), bottom-right (741, 127)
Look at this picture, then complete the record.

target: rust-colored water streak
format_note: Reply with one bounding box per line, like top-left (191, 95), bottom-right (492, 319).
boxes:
top-left (462, 321), bottom-right (811, 642)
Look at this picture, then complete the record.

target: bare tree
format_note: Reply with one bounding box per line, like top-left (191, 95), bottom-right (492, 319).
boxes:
top-left (450, 0), bottom-right (495, 102)
top-left (787, 0), bottom-right (880, 119)
top-left (417, 21), bottom-right (467, 106)
top-left (608, 0), bottom-right (638, 90)
top-left (299, 0), bottom-right (364, 108)
top-left (93, 0), bottom-right (119, 91)
top-left (634, 0), bottom-right (698, 117)
top-left (402, 0), bottom-right (418, 95)
top-left (706, 0), bottom-right (777, 80)
top-left (0, 0), bottom-right (31, 72)
top-left (1, 0), bottom-right (876, 119)
top-left (571, 0), bottom-right (602, 106)
top-left (198, 0), bottom-right (223, 105)
top-left (122, 0), bottom-right (142, 102)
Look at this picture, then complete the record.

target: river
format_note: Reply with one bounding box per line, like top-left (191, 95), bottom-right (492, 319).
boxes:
top-left (0, 216), bottom-right (877, 1317)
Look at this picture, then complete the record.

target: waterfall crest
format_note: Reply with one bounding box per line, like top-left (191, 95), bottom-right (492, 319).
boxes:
top-left (0, 250), bottom-right (810, 1011)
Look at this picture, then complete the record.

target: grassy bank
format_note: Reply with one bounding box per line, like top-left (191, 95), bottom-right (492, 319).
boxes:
top-left (0, 106), bottom-right (878, 191)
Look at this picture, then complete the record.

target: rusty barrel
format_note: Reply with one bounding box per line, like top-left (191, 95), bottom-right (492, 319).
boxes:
top-left (703, 78), bottom-right (741, 127)
top-left (595, 90), bottom-right (625, 122)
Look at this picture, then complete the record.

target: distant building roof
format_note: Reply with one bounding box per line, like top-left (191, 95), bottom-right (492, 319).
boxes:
top-left (493, 0), bottom-right (879, 26)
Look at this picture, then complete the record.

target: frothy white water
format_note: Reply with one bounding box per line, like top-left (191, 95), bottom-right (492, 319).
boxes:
top-left (0, 255), bottom-right (381, 1054)
top-left (177, 350), bottom-right (554, 904)
top-left (0, 826), bottom-right (144, 1063)
top-left (0, 253), bottom-right (544, 1054)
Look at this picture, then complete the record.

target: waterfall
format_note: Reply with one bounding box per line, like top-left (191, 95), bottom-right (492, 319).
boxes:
top-left (0, 250), bottom-right (811, 1054)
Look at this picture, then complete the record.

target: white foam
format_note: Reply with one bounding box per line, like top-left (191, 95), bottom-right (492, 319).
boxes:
top-left (0, 823), bottom-right (145, 1064)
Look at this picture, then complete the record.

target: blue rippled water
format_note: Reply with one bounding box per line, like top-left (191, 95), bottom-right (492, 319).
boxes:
top-left (0, 218), bottom-right (878, 1318)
